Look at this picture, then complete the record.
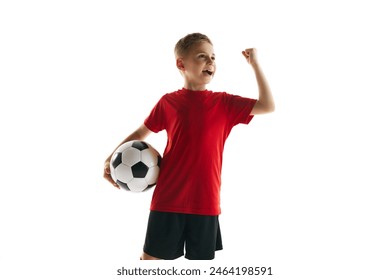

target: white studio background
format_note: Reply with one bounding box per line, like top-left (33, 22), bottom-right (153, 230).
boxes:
top-left (1, 0), bottom-right (389, 279)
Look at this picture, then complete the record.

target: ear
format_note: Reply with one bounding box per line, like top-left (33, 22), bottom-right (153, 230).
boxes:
top-left (176, 58), bottom-right (185, 71)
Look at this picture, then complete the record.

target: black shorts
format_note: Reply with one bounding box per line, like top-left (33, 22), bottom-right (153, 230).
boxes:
top-left (143, 210), bottom-right (223, 260)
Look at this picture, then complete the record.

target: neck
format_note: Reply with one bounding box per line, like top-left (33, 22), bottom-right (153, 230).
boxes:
top-left (183, 82), bottom-right (207, 91)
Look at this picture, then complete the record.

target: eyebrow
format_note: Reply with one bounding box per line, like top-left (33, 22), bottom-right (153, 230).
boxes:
top-left (197, 51), bottom-right (216, 56)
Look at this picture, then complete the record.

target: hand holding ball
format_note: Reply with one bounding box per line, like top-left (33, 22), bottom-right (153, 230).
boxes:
top-left (109, 141), bottom-right (161, 192)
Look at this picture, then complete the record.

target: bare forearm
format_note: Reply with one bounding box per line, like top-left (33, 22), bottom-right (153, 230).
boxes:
top-left (106, 124), bottom-right (151, 161)
top-left (252, 62), bottom-right (274, 111)
top-left (103, 124), bottom-right (151, 188)
top-left (242, 48), bottom-right (275, 114)
top-left (117, 130), bottom-right (142, 147)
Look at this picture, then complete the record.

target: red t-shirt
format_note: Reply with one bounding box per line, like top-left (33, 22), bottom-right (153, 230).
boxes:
top-left (144, 88), bottom-right (256, 215)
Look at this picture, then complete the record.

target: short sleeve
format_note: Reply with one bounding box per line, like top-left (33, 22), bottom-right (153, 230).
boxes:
top-left (223, 93), bottom-right (257, 127)
top-left (144, 96), bottom-right (166, 133)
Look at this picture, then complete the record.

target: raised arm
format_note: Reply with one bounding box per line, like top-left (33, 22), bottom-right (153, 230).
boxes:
top-left (242, 48), bottom-right (275, 115)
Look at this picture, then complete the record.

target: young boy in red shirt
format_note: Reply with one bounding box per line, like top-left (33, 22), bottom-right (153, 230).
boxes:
top-left (103, 33), bottom-right (275, 260)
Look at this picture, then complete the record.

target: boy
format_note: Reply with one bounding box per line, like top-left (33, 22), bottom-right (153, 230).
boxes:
top-left (103, 33), bottom-right (275, 260)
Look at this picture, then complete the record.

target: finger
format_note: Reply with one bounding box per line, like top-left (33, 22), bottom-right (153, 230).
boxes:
top-left (103, 173), bottom-right (120, 189)
top-left (244, 48), bottom-right (257, 57)
top-left (103, 172), bottom-right (111, 182)
top-left (111, 179), bottom-right (120, 189)
top-left (104, 161), bottom-right (111, 174)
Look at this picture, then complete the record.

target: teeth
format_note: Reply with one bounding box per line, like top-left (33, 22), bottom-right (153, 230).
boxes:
top-left (204, 70), bottom-right (213, 75)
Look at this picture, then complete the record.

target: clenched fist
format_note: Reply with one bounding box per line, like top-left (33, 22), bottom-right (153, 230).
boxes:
top-left (242, 48), bottom-right (259, 66)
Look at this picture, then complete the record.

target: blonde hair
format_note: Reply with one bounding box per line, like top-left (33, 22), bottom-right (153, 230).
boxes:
top-left (174, 33), bottom-right (213, 58)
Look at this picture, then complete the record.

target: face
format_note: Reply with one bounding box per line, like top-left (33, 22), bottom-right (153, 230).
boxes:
top-left (177, 41), bottom-right (216, 90)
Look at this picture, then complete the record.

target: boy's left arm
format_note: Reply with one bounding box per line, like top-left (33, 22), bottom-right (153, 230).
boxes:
top-left (242, 48), bottom-right (275, 115)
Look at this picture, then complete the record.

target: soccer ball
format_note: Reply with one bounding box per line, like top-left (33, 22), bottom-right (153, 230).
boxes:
top-left (110, 140), bottom-right (162, 192)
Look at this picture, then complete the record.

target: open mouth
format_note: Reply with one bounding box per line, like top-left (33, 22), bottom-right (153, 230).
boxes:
top-left (203, 70), bottom-right (213, 76)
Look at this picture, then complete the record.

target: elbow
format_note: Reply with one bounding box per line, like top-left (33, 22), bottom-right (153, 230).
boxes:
top-left (258, 101), bottom-right (276, 115)
top-left (251, 98), bottom-right (275, 115)
top-left (267, 103), bottom-right (275, 113)
top-left (263, 97), bottom-right (275, 113)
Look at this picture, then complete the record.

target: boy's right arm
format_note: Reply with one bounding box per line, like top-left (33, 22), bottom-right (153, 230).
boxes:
top-left (103, 124), bottom-right (152, 188)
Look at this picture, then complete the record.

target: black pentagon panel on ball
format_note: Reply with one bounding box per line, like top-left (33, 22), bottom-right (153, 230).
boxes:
top-left (131, 141), bottom-right (149, 151)
top-left (157, 155), bottom-right (162, 167)
top-left (116, 180), bottom-right (130, 191)
top-left (131, 161), bottom-right (149, 178)
top-left (111, 152), bottom-right (122, 169)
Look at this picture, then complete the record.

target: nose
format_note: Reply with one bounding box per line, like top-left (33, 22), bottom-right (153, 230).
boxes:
top-left (206, 57), bottom-right (214, 65)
